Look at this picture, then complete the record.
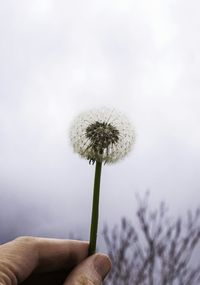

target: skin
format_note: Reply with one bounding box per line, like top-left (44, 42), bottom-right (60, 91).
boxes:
top-left (0, 236), bottom-right (111, 285)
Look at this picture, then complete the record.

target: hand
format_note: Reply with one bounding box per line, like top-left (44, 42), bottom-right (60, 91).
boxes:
top-left (0, 236), bottom-right (111, 285)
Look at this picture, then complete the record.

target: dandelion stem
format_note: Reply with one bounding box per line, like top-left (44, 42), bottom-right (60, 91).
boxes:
top-left (88, 161), bottom-right (102, 255)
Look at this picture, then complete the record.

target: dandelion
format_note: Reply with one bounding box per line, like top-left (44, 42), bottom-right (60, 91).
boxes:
top-left (70, 107), bottom-right (135, 255)
top-left (70, 107), bottom-right (135, 164)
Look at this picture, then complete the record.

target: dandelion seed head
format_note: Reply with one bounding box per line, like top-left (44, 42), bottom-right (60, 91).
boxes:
top-left (69, 107), bottom-right (135, 164)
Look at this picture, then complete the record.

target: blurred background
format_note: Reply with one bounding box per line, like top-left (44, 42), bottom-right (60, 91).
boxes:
top-left (0, 0), bottom-right (200, 245)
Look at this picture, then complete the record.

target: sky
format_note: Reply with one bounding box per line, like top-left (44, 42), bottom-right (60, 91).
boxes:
top-left (0, 0), bottom-right (200, 244)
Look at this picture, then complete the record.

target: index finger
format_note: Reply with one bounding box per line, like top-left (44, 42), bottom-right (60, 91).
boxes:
top-left (0, 236), bottom-right (88, 283)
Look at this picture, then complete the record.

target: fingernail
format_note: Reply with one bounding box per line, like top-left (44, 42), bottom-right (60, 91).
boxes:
top-left (94, 254), bottom-right (111, 278)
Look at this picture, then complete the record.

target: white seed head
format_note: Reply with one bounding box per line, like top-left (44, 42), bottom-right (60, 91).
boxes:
top-left (69, 107), bottom-right (136, 164)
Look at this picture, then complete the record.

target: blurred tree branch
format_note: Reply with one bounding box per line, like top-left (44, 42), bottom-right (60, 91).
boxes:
top-left (103, 193), bottom-right (200, 285)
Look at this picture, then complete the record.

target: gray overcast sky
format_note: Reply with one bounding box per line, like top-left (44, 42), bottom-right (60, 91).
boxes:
top-left (0, 0), bottom-right (200, 242)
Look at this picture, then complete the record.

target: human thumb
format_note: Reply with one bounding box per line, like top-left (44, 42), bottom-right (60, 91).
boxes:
top-left (63, 253), bottom-right (111, 284)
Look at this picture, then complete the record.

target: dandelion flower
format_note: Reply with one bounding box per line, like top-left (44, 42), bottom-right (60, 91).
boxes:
top-left (69, 107), bottom-right (136, 255)
top-left (70, 107), bottom-right (135, 164)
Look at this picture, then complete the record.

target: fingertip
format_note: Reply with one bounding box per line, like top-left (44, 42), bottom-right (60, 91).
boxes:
top-left (63, 252), bottom-right (112, 284)
top-left (93, 253), bottom-right (112, 279)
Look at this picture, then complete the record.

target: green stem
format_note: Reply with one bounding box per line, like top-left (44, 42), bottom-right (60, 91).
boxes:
top-left (88, 161), bottom-right (102, 256)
